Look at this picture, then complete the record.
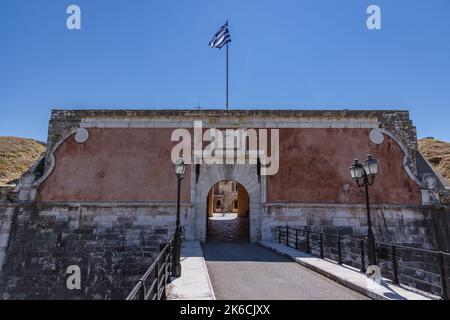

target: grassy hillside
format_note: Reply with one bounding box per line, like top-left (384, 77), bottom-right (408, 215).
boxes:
top-left (418, 137), bottom-right (450, 184)
top-left (0, 137), bottom-right (46, 185)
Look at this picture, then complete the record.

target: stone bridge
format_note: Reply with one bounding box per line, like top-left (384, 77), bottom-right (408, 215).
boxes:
top-left (167, 241), bottom-right (434, 300)
top-left (0, 109), bottom-right (449, 300)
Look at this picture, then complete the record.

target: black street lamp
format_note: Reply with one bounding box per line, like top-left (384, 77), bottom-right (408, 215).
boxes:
top-left (350, 154), bottom-right (379, 267)
top-left (173, 157), bottom-right (186, 277)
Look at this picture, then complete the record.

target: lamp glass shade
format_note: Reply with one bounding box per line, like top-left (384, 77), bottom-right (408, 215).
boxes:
top-left (364, 155), bottom-right (378, 176)
top-left (175, 158), bottom-right (186, 177)
top-left (350, 160), bottom-right (364, 180)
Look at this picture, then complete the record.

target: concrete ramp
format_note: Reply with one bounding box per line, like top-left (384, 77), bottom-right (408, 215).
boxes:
top-left (201, 243), bottom-right (368, 300)
top-left (167, 242), bottom-right (215, 300)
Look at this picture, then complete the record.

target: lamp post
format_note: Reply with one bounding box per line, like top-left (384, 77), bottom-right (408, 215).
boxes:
top-left (173, 157), bottom-right (186, 277)
top-left (350, 154), bottom-right (379, 267)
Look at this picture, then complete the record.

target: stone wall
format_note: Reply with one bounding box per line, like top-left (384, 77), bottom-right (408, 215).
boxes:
top-left (378, 111), bottom-right (418, 174)
top-left (0, 186), bottom-right (17, 203)
top-left (0, 203), bottom-right (193, 300)
top-left (45, 109), bottom-right (419, 171)
top-left (1, 108), bottom-right (428, 299)
top-left (425, 206), bottom-right (450, 253)
top-left (0, 205), bottom-right (16, 273)
top-left (265, 203), bottom-right (450, 296)
top-left (262, 203), bottom-right (433, 246)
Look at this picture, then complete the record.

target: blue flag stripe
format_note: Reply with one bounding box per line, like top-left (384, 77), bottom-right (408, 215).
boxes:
top-left (209, 22), bottom-right (231, 49)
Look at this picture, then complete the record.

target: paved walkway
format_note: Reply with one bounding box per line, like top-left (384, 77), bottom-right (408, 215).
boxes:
top-left (202, 243), bottom-right (369, 300)
top-left (167, 242), bottom-right (215, 300)
top-left (207, 214), bottom-right (249, 243)
top-left (261, 241), bottom-right (434, 300)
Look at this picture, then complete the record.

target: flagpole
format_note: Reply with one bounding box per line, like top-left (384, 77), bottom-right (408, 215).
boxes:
top-left (226, 42), bottom-right (229, 110)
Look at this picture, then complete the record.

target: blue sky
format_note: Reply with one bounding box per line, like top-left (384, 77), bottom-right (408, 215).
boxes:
top-left (0, 0), bottom-right (449, 142)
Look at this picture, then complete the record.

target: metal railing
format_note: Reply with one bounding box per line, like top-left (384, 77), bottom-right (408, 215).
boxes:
top-left (276, 226), bottom-right (450, 300)
top-left (126, 235), bottom-right (175, 300)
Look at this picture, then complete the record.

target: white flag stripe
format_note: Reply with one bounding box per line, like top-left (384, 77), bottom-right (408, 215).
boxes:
top-left (209, 22), bottom-right (231, 49)
top-left (213, 35), bottom-right (230, 49)
top-left (214, 28), bottom-right (228, 39)
top-left (210, 33), bottom-right (231, 49)
top-left (214, 34), bottom-right (228, 46)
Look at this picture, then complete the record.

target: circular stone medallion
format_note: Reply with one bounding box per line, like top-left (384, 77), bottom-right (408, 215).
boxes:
top-left (75, 128), bottom-right (89, 144)
top-left (369, 128), bottom-right (385, 145)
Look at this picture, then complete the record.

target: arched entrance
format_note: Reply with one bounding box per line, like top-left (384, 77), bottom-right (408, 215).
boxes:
top-left (206, 181), bottom-right (250, 243)
top-left (192, 164), bottom-right (262, 243)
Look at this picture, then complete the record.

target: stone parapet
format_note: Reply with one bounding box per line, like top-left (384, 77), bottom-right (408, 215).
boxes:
top-left (0, 203), bottom-right (193, 300)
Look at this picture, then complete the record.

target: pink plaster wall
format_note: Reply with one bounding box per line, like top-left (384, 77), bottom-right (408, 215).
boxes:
top-left (38, 127), bottom-right (421, 205)
top-left (267, 128), bottom-right (421, 205)
top-left (37, 128), bottom-right (191, 202)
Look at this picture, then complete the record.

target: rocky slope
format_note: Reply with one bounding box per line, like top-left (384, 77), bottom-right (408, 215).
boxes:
top-left (418, 137), bottom-right (450, 184)
top-left (0, 137), bottom-right (46, 185)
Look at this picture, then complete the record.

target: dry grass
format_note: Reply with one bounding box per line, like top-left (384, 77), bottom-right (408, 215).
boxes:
top-left (0, 137), bottom-right (46, 185)
top-left (418, 137), bottom-right (450, 184)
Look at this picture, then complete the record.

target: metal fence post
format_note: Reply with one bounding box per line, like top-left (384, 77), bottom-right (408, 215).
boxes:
top-left (392, 245), bottom-right (399, 285)
top-left (320, 233), bottom-right (324, 259)
top-left (278, 226), bottom-right (281, 243)
top-left (155, 261), bottom-right (160, 300)
top-left (360, 240), bottom-right (366, 273)
top-left (286, 227), bottom-right (290, 246)
top-left (295, 229), bottom-right (299, 250)
top-left (439, 252), bottom-right (449, 300)
top-left (126, 234), bottom-right (179, 301)
top-left (161, 262), bottom-right (167, 301)
top-left (139, 280), bottom-right (145, 300)
top-left (168, 240), bottom-right (174, 277)
top-left (306, 231), bottom-right (310, 254)
top-left (337, 237), bottom-right (342, 265)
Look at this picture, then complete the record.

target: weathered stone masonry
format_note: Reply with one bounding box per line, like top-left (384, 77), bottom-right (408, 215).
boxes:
top-left (0, 203), bottom-right (193, 300)
top-left (0, 109), bottom-right (449, 299)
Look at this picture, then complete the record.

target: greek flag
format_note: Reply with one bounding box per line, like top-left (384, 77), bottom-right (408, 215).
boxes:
top-left (209, 21), bottom-right (231, 49)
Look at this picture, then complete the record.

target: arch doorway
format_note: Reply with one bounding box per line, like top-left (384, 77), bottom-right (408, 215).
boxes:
top-left (206, 180), bottom-right (250, 243)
